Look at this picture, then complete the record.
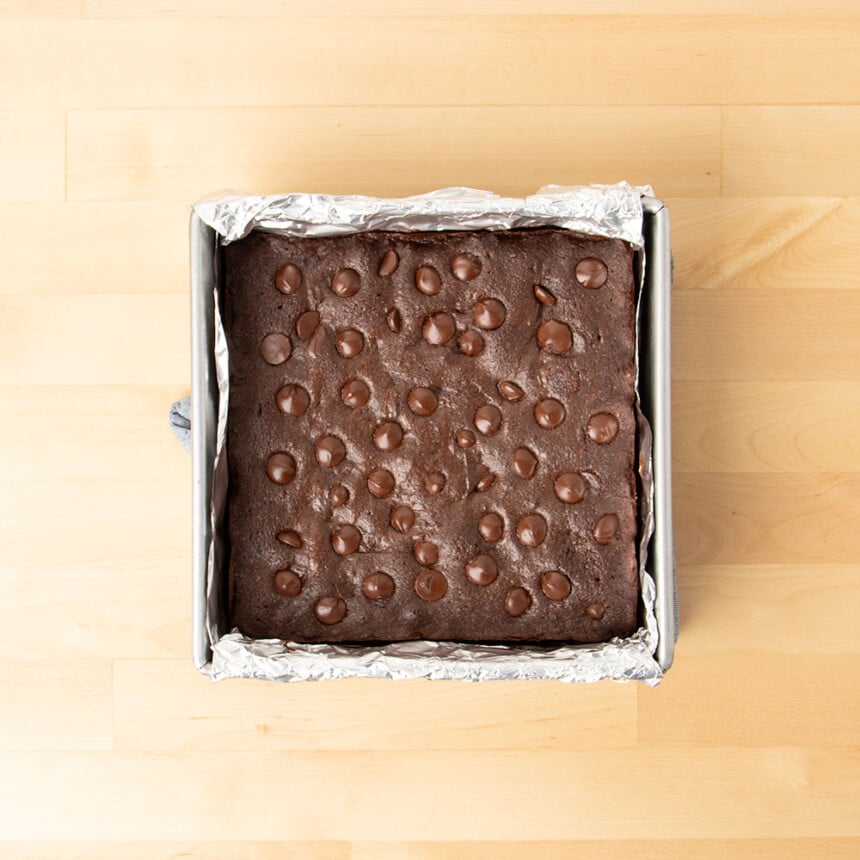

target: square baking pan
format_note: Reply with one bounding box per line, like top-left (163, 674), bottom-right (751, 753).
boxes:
top-left (190, 194), bottom-right (676, 679)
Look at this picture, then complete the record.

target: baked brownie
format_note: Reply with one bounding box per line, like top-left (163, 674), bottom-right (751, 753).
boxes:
top-left (223, 228), bottom-right (639, 643)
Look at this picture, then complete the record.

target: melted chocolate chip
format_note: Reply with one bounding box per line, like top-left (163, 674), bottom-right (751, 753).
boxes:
top-left (276, 383), bottom-right (310, 416)
top-left (331, 524), bottom-right (361, 555)
top-left (459, 330), bottom-right (485, 356)
top-left (378, 250), bottom-right (399, 277)
top-left (260, 333), bottom-right (292, 366)
top-left (575, 257), bottom-right (608, 289)
top-left (341, 379), bottom-right (370, 408)
top-left (336, 329), bottom-right (364, 358)
top-left (367, 468), bottom-right (395, 498)
top-left (456, 429), bottom-right (476, 448)
top-left (533, 284), bottom-right (556, 305)
top-left (534, 398), bottom-right (565, 429)
top-left (331, 268), bottom-right (360, 297)
top-left (276, 529), bottom-right (302, 548)
top-left (505, 587), bottom-right (532, 617)
top-left (423, 312), bottom-right (456, 345)
top-left (275, 263), bottom-right (302, 294)
top-left (513, 447), bottom-right (538, 479)
top-left (413, 540), bottom-right (439, 567)
top-left (415, 266), bottom-right (442, 296)
top-left (414, 569), bottom-right (447, 602)
top-left (273, 568), bottom-right (302, 597)
top-left (474, 469), bottom-right (496, 492)
top-left (315, 596), bottom-right (347, 624)
top-left (587, 412), bottom-right (619, 444)
top-left (266, 452), bottom-right (296, 485)
top-left (390, 504), bottom-right (415, 533)
top-left (586, 602), bottom-right (605, 620)
top-left (425, 472), bottom-right (445, 494)
top-left (452, 253), bottom-right (482, 281)
top-left (554, 472), bottom-right (586, 504)
top-left (593, 513), bottom-right (619, 545)
top-left (363, 571), bottom-right (395, 600)
top-left (537, 320), bottom-right (573, 354)
top-left (474, 404), bottom-right (502, 436)
top-left (387, 308), bottom-right (402, 332)
top-left (315, 436), bottom-right (346, 468)
top-left (472, 298), bottom-right (506, 330)
top-left (296, 310), bottom-right (320, 341)
top-left (540, 571), bottom-right (571, 601)
top-left (374, 420), bottom-right (404, 451)
top-left (516, 512), bottom-right (547, 548)
top-left (330, 484), bottom-right (349, 507)
top-left (498, 380), bottom-right (524, 401)
top-left (478, 511), bottom-right (504, 542)
top-left (465, 553), bottom-right (498, 586)
top-left (408, 387), bottom-right (438, 416)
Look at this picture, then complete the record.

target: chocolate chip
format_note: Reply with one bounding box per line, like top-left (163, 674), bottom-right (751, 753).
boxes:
top-left (587, 412), bottom-right (619, 444)
top-left (296, 310), bottom-right (320, 341)
top-left (586, 602), bottom-right (605, 620)
top-left (533, 284), bottom-right (556, 305)
top-left (593, 513), bottom-right (619, 545)
top-left (465, 553), bottom-right (498, 586)
top-left (534, 398), bottom-right (565, 429)
top-left (505, 587), bottom-right (532, 617)
top-left (331, 524), bottom-right (361, 555)
top-left (554, 472), bottom-right (585, 504)
top-left (363, 571), bottom-right (395, 600)
top-left (315, 596), bottom-right (347, 624)
top-left (415, 266), bottom-right (442, 296)
top-left (497, 380), bottom-right (523, 401)
top-left (374, 420), bottom-right (404, 451)
top-left (456, 429), bottom-right (476, 448)
top-left (276, 529), bottom-right (302, 548)
top-left (378, 250), bottom-right (399, 277)
top-left (540, 571), bottom-right (571, 601)
top-left (459, 330), bottom-right (485, 356)
top-left (275, 263), bottom-right (302, 294)
top-left (516, 512), bottom-right (547, 548)
top-left (315, 436), bottom-right (346, 468)
top-left (260, 333), bottom-right (292, 366)
top-left (273, 569), bottom-right (302, 597)
top-left (575, 257), bottom-right (608, 289)
top-left (390, 504), bottom-right (415, 533)
top-left (414, 569), bottom-right (447, 602)
top-left (367, 469), bottom-right (395, 498)
top-left (513, 447), bottom-right (538, 479)
top-left (387, 308), bottom-right (402, 332)
top-left (474, 404), bottom-right (502, 436)
top-left (336, 329), bottom-right (364, 358)
top-left (330, 484), bottom-right (349, 507)
top-left (341, 379), bottom-right (370, 408)
top-left (474, 469), bottom-right (496, 492)
top-left (332, 268), bottom-right (360, 297)
top-left (537, 320), bottom-right (573, 354)
top-left (408, 387), bottom-right (438, 416)
top-left (423, 312), bottom-right (456, 345)
top-left (452, 253), bottom-right (482, 281)
top-left (266, 452), bottom-right (296, 485)
top-left (276, 384), bottom-right (310, 416)
top-left (413, 540), bottom-right (439, 567)
top-left (472, 298), bottom-right (506, 330)
top-left (478, 511), bottom-right (504, 542)
top-left (425, 472), bottom-right (445, 494)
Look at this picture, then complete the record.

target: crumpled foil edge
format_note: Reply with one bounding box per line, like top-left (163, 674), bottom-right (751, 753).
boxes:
top-left (199, 184), bottom-right (663, 685)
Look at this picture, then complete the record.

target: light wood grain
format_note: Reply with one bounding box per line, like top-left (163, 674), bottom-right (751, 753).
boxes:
top-left (66, 106), bottom-right (720, 201)
top-left (0, 111), bottom-right (64, 202)
top-left (112, 660), bottom-right (637, 752)
top-left (1, 749), bottom-right (858, 841)
top-left (1, 17), bottom-right (858, 110)
top-left (3, 4), bottom-right (860, 857)
top-left (723, 106), bottom-right (860, 196)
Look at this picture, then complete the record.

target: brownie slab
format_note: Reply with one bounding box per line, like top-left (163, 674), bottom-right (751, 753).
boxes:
top-left (223, 228), bottom-right (639, 643)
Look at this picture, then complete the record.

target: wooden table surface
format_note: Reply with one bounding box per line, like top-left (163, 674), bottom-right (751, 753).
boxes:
top-left (2, 2), bottom-right (859, 858)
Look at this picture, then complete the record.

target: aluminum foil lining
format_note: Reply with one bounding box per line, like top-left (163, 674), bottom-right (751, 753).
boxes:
top-left (196, 184), bottom-right (663, 685)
